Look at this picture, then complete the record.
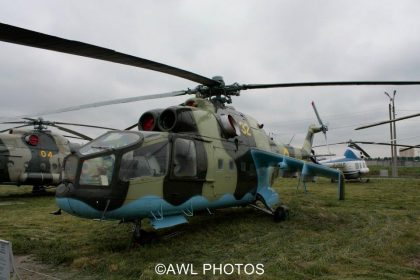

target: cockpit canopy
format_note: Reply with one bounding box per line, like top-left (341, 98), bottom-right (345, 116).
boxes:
top-left (79, 131), bottom-right (142, 155)
top-left (64, 131), bottom-right (171, 186)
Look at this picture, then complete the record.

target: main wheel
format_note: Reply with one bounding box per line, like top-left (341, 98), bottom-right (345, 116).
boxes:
top-left (273, 206), bottom-right (289, 222)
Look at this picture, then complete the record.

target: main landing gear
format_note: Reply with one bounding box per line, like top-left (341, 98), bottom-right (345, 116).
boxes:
top-left (251, 196), bottom-right (289, 222)
top-left (32, 185), bottom-right (46, 194)
top-left (273, 205), bottom-right (289, 222)
top-left (130, 220), bottom-right (157, 246)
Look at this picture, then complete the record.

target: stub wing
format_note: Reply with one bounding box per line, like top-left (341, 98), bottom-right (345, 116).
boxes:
top-left (250, 148), bottom-right (345, 207)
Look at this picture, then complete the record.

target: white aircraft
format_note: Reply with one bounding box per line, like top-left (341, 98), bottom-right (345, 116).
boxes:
top-left (318, 147), bottom-right (370, 182)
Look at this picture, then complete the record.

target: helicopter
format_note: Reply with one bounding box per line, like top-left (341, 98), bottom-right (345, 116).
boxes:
top-left (0, 117), bottom-right (116, 193)
top-left (2, 22), bottom-right (420, 242)
top-left (314, 140), bottom-right (416, 181)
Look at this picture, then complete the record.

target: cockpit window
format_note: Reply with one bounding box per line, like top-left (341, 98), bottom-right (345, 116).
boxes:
top-left (80, 132), bottom-right (141, 155)
top-left (64, 155), bottom-right (78, 182)
top-left (119, 141), bottom-right (169, 181)
top-left (80, 155), bottom-right (115, 186)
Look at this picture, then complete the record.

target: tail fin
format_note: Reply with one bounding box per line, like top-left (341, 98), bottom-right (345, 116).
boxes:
top-left (302, 124), bottom-right (322, 154)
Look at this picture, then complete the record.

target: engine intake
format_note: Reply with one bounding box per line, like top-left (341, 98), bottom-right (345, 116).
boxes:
top-left (219, 114), bottom-right (240, 138)
top-left (138, 109), bottom-right (164, 131)
top-left (158, 107), bottom-right (197, 133)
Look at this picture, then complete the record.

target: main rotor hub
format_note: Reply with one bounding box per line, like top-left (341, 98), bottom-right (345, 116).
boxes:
top-left (192, 75), bottom-right (242, 106)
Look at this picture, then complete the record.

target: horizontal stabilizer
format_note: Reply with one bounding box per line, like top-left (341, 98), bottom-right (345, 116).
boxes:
top-left (150, 214), bottom-right (188, 230)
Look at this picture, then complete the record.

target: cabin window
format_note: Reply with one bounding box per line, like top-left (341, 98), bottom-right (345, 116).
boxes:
top-left (119, 141), bottom-right (169, 181)
top-left (173, 138), bottom-right (197, 177)
top-left (218, 159), bottom-right (224, 170)
top-left (229, 160), bottom-right (234, 170)
top-left (241, 162), bottom-right (246, 172)
top-left (79, 155), bottom-right (115, 186)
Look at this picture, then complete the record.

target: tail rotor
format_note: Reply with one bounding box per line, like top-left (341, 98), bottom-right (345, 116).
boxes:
top-left (311, 101), bottom-right (331, 159)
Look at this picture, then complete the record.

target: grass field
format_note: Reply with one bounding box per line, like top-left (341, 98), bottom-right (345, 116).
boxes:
top-left (367, 166), bottom-right (420, 178)
top-left (0, 178), bottom-right (419, 279)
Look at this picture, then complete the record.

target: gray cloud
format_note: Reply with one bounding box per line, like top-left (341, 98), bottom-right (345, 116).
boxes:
top-left (1, 0), bottom-right (420, 157)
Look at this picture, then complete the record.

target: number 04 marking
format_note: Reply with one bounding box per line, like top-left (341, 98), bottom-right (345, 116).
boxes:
top-left (40, 150), bottom-right (53, 158)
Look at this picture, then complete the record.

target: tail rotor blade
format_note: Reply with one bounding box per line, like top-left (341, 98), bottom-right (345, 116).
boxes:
top-left (311, 101), bottom-right (328, 134)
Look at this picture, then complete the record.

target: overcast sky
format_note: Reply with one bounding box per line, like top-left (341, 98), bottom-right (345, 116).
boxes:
top-left (1, 0), bottom-right (420, 157)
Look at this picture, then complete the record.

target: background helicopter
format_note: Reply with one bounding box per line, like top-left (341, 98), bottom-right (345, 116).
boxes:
top-left (2, 22), bottom-right (420, 242)
top-left (0, 117), bottom-right (115, 193)
top-left (314, 140), bottom-right (416, 181)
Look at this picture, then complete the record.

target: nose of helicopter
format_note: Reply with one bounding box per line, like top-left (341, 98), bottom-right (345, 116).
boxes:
top-left (55, 183), bottom-right (75, 214)
top-left (55, 183), bottom-right (104, 219)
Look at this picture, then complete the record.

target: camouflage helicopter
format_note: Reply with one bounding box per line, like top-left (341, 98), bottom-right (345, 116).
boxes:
top-left (2, 22), bottom-right (420, 242)
top-left (0, 117), bottom-right (115, 193)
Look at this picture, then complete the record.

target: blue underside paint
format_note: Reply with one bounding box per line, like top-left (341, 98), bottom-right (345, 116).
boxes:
top-left (56, 192), bottom-right (255, 222)
top-left (151, 215), bottom-right (188, 229)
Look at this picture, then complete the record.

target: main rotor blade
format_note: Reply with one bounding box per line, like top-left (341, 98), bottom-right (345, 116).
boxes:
top-left (355, 112), bottom-right (420, 130)
top-left (314, 141), bottom-right (415, 149)
top-left (22, 117), bottom-right (37, 121)
top-left (313, 142), bottom-right (348, 148)
top-left (348, 142), bottom-right (371, 158)
top-left (51, 124), bottom-right (92, 141)
top-left (0, 124), bottom-right (31, 133)
top-left (354, 141), bottom-right (416, 149)
top-left (0, 23), bottom-right (219, 87)
top-left (0, 121), bottom-right (26, 125)
top-left (125, 123), bottom-right (138, 130)
top-left (400, 145), bottom-right (420, 152)
top-left (242, 81), bottom-right (420, 90)
top-left (1, 119), bottom-right (116, 131)
top-left (11, 90), bottom-right (188, 118)
top-left (53, 121), bottom-right (117, 130)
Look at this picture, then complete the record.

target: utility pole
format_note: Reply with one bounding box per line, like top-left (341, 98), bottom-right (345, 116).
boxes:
top-left (384, 91), bottom-right (398, 177)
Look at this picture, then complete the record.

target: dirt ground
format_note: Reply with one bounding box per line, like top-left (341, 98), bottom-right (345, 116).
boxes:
top-left (11, 255), bottom-right (87, 280)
